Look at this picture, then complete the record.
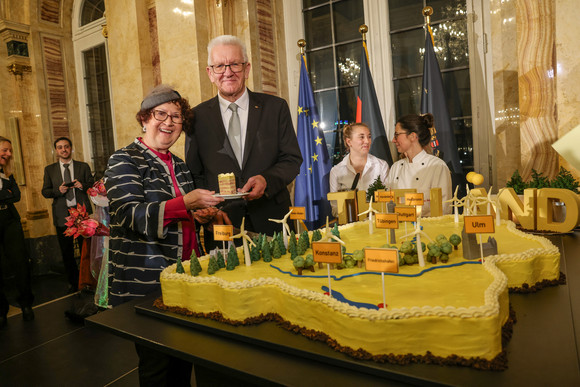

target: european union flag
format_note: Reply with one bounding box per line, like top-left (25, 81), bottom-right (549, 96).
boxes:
top-left (294, 54), bottom-right (332, 230)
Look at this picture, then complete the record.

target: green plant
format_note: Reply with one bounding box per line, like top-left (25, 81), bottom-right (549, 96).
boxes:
top-left (528, 169), bottom-right (550, 189)
top-left (366, 176), bottom-right (386, 201)
top-left (505, 170), bottom-right (527, 194)
top-left (506, 167), bottom-right (579, 194)
top-left (550, 167), bottom-right (580, 193)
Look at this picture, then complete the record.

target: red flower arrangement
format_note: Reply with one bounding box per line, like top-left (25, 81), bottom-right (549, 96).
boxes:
top-left (64, 204), bottom-right (110, 239)
top-left (87, 179), bottom-right (107, 197)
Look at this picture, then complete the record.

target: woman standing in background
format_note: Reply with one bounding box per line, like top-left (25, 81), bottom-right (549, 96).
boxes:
top-left (0, 136), bottom-right (34, 329)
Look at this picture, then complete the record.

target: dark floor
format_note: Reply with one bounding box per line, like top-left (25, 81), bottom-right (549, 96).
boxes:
top-left (1, 272), bottom-right (140, 386)
top-left (1, 273), bottom-right (255, 387)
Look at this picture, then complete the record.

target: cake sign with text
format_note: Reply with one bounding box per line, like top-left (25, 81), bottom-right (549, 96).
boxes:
top-left (311, 242), bottom-right (343, 264)
top-left (375, 191), bottom-right (395, 202)
top-left (464, 215), bottom-right (495, 234)
top-left (375, 213), bottom-right (399, 229)
top-left (365, 248), bottom-right (399, 273)
top-left (213, 225), bottom-right (233, 241)
top-left (289, 207), bottom-right (306, 220)
top-left (404, 193), bottom-right (424, 206)
top-left (395, 206), bottom-right (417, 222)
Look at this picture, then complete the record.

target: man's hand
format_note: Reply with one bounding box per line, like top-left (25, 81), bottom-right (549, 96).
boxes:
top-left (193, 207), bottom-right (219, 224)
top-left (240, 175), bottom-right (266, 201)
top-left (73, 179), bottom-right (83, 189)
top-left (183, 189), bottom-right (224, 210)
top-left (200, 208), bottom-right (233, 232)
top-left (59, 182), bottom-right (69, 195)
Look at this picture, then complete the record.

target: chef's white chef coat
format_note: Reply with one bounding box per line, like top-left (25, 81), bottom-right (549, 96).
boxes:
top-left (329, 153), bottom-right (389, 216)
top-left (385, 150), bottom-right (452, 216)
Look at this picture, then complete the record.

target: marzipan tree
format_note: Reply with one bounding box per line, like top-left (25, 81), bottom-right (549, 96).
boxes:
top-left (262, 238), bottom-right (272, 262)
top-left (297, 232), bottom-right (308, 255)
top-left (311, 229), bottom-right (322, 242)
top-left (272, 240), bottom-right (282, 259)
top-left (301, 230), bottom-right (310, 248)
top-left (190, 255), bottom-right (202, 276)
top-left (276, 233), bottom-right (286, 255)
top-left (176, 255), bottom-right (185, 274)
top-left (207, 256), bottom-right (220, 274)
top-left (250, 244), bottom-right (260, 261)
top-left (216, 251), bottom-right (226, 268)
top-left (228, 244), bottom-right (239, 267)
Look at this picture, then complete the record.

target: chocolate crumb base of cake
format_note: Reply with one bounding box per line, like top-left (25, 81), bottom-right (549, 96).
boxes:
top-left (153, 297), bottom-right (516, 371)
top-left (508, 272), bottom-right (566, 294)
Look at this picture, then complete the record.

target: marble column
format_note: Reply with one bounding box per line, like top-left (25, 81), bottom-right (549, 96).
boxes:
top-left (490, 0), bottom-right (521, 187)
top-left (516, 0), bottom-right (558, 180)
top-left (554, 0), bottom-right (580, 180)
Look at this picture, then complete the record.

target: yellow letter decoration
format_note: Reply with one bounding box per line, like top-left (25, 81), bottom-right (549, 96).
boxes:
top-left (536, 188), bottom-right (580, 232)
top-left (498, 188), bottom-right (536, 230)
top-left (430, 187), bottom-right (443, 217)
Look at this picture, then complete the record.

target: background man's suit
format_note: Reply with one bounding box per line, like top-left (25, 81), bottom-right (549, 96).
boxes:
top-left (42, 161), bottom-right (93, 290)
top-left (185, 90), bottom-right (302, 235)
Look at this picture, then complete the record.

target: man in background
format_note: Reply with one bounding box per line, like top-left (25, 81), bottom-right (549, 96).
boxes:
top-left (42, 137), bottom-right (93, 292)
top-left (185, 35), bottom-right (302, 236)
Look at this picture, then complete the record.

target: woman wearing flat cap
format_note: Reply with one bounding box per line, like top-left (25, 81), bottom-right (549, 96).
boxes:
top-left (104, 85), bottom-right (226, 384)
top-left (105, 84), bottom-right (225, 306)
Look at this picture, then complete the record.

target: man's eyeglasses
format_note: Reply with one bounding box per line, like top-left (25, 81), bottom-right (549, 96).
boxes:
top-left (209, 63), bottom-right (246, 74)
top-left (152, 110), bottom-right (183, 124)
top-left (393, 131), bottom-right (408, 138)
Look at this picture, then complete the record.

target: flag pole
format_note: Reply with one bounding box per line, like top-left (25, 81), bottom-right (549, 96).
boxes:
top-left (422, 6), bottom-right (434, 44)
top-left (359, 24), bottom-right (368, 42)
top-left (298, 39), bottom-right (307, 69)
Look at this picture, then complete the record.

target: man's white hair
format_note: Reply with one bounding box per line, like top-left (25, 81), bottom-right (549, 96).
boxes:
top-left (207, 35), bottom-right (248, 65)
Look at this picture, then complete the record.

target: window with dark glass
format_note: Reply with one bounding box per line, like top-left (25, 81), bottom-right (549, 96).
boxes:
top-left (389, 0), bottom-right (473, 173)
top-left (83, 44), bottom-right (115, 178)
top-left (302, 0), bottom-right (364, 164)
top-left (80, 0), bottom-right (106, 26)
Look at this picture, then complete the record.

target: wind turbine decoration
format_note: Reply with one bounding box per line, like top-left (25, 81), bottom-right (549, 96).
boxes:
top-left (357, 196), bottom-right (380, 234)
top-left (322, 216), bottom-right (346, 246)
top-left (491, 188), bottom-right (504, 226)
top-left (399, 218), bottom-right (434, 267)
top-left (464, 184), bottom-right (471, 215)
top-left (268, 208), bottom-right (293, 248)
top-left (444, 186), bottom-right (461, 223)
top-left (231, 217), bottom-right (256, 266)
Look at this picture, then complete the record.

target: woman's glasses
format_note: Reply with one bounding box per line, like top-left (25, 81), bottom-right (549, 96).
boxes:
top-left (152, 110), bottom-right (183, 124)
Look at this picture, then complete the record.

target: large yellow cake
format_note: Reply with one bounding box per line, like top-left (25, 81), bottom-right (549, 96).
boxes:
top-left (159, 215), bottom-right (560, 368)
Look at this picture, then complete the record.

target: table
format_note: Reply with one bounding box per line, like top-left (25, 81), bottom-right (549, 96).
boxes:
top-left (86, 232), bottom-right (580, 386)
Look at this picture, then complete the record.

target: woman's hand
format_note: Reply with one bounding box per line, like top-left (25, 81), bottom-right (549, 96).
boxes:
top-left (183, 189), bottom-right (224, 210)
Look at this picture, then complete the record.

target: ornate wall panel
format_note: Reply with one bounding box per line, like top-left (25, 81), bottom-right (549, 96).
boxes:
top-left (256, 0), bottom-right (277, 95)
top-left (40, 0), bottom-right (61, 24)
top-left (42, 36), bottom-right (69, 139)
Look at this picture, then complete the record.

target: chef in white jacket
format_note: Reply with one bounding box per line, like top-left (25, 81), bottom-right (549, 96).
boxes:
top-left (329, 123), bottom-right (390, 216)
top-left (385, 113), bottom-right (452, 216)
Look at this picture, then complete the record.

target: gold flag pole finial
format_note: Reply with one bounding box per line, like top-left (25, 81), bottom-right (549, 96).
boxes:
top-left (422, 6), bottom-right (433, 27)
top-left (297, 39), bottom-right (306, 55)
top-left (359, 24), bottom-right (368, 42)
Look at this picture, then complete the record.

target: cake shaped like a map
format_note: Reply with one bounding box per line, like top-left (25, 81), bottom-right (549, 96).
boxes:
top-left (159, 215), bottom-right (560, 369)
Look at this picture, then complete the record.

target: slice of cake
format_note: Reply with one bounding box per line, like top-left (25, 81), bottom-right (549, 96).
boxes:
top-left (218, 173), bottom-right (236, 195)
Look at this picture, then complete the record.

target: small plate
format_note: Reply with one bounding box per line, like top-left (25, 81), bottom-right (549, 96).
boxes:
top-left (213, 192), bottom-right (249, 199)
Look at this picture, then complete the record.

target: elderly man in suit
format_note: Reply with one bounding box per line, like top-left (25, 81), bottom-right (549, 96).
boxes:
top-left (42, 137), bottom-right (93, 292)
top-left (185, 35), bottom-right (302, 236)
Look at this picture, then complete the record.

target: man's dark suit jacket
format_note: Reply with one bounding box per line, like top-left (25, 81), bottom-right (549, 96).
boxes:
top-left (41, 161), bottom-right (94, 227)
top-left (185, 90), bottom-right (302, 235)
